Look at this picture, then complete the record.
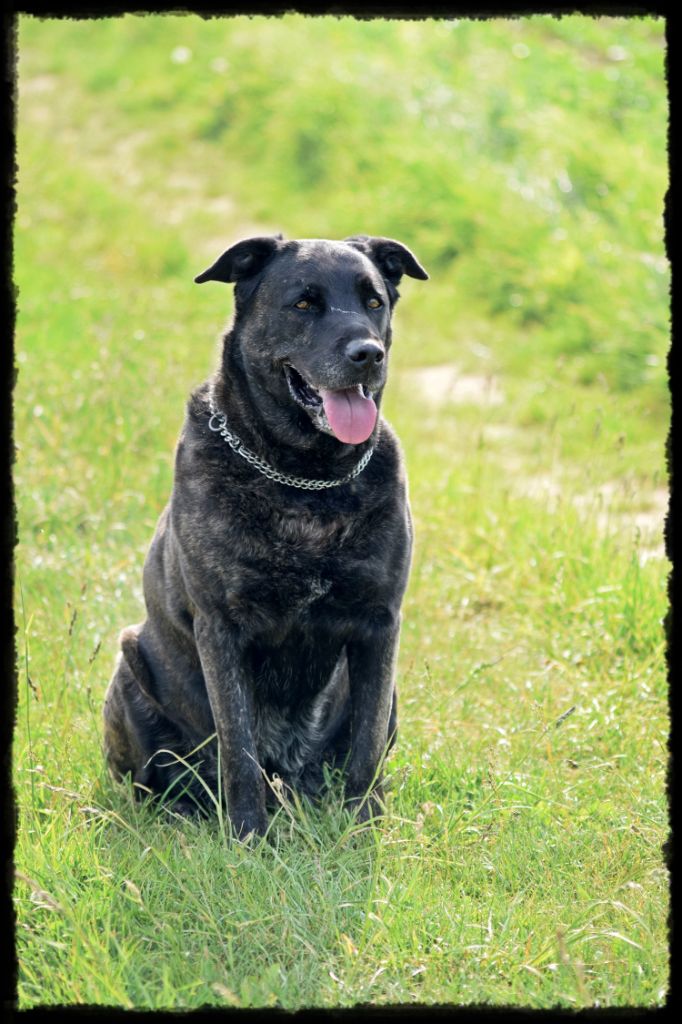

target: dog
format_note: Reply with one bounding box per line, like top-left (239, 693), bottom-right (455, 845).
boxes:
top-left (103, 233), bottom-right (428, 839)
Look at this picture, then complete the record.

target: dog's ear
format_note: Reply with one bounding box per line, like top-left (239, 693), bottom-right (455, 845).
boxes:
top-left (345, 235), bottom-right (428, 285)
top-left (194, 234), bottom-right (284, 284)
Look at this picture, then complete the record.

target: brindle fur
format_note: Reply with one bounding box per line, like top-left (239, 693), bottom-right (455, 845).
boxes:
top-left (103, 234), bottom-right (428, 838)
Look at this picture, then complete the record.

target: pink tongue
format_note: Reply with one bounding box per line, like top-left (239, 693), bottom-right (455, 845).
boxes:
top-left (319, 388), bottom-right (378, 444)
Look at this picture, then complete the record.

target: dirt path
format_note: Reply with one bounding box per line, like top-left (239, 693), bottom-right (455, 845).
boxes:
top-left (401, 362), bottom-right (668, 564)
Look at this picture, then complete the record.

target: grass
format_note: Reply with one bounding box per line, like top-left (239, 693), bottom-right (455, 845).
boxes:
top-left (13, 12), bottom-right (669, 1010)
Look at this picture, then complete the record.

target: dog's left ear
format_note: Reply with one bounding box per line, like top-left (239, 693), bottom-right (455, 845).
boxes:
top-left (194, 234), bottom-right (284, 284)
top-left (345, 235), bottom-right (429, 285)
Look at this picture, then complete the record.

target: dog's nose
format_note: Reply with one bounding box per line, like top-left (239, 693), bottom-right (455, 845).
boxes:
top-left (345, 339), bottom-right (385, 366)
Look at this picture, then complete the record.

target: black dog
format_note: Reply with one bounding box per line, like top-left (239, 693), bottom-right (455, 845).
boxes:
top-left (103, 234), bottom-right (427, 839)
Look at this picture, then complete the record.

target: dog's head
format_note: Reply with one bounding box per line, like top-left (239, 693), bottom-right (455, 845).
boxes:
top-left (195, 234), bottom-right (427, 446)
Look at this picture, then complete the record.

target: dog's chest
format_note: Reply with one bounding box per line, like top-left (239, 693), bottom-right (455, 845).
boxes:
top-left (270, 507), bottom-right (352, 550)
top-left (267, 508), bottom-right (348, 607)
top-left (211, 497), bottom-right (378, 643)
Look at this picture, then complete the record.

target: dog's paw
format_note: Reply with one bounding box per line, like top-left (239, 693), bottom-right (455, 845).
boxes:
top-left (230, 809), bottom-right (268, 844)
top-left (345, 789), bottom-right (385, 825)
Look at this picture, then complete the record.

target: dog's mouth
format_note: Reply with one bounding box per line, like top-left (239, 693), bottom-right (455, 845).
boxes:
top-left (284, 365), bottom-right (378, 445)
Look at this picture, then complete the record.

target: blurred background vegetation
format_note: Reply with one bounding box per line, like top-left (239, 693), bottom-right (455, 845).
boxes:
top-left (17, 14), bottom-right (668, 401)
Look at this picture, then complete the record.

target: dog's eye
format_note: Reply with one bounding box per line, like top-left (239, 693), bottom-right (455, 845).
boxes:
top-left (294, 299), bottom-right (312, 310)
top-left (367, 297), bottom-right (383, 309)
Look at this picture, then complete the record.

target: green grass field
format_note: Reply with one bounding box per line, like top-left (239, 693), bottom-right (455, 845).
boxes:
top-left (13, 13), bottom-right (669, 1009)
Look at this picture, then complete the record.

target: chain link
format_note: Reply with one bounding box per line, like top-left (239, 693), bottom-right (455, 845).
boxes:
top-left (207, 394), bottom-right (374, 490)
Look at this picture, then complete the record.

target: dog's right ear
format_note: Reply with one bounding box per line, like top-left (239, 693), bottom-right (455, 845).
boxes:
top-left (194, 234), bottom-right (284, 284)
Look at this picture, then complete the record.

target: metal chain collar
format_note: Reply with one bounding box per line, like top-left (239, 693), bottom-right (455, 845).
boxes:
top-left (207, 393), bottom-right (374, 490)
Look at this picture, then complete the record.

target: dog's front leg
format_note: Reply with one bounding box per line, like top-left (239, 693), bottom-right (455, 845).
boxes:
top-left (344, 615), bottom-right (400, 821)
top-left (194, 612), bottom-right (267, 839)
